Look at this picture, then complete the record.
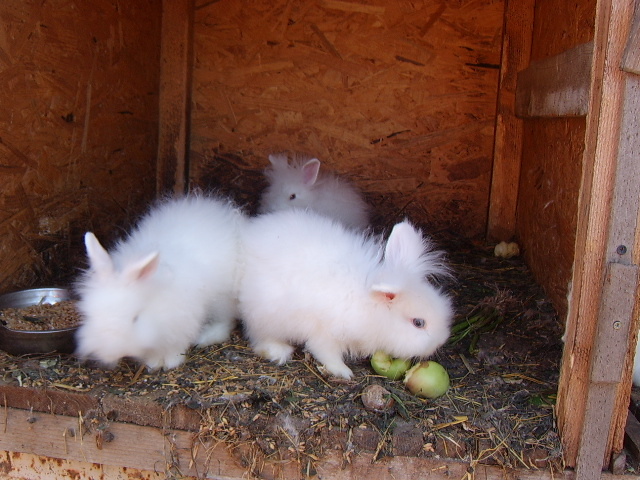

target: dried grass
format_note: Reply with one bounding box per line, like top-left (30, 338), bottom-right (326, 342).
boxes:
top-left (0, 231), bottom-right (565, 472)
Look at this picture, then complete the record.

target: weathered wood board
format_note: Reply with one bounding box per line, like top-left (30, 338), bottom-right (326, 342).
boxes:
top-left (554, 0), bottom-right (638, 472)
top-left (486, 0), bottom-right (534, 243)
top-left (516, 42), bottom-right (593, 118)
top-left (1, 406), bottom-right (638, 480)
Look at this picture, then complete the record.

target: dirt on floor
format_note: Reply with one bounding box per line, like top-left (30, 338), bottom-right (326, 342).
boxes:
top-left (0, 229), bottom-right (566, 474)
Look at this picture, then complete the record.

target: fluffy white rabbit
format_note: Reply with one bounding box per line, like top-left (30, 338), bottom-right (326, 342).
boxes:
top-left (258, 153), bottom-right (371, 230)
top-left (75, 194), bottom-right (245, 370)
top-left (238, 209), bottom-right (453, 379)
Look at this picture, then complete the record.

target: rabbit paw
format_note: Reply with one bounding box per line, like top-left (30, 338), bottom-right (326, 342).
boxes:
top-left (196, 319), bottom-right (234, 347)
top-left (319, 361), bottom-right (353, 380)
top-left (254, 340), bottom-right (294, 364)
top-left (145, 351), bottom-right (186, 370)
top-left (306, 340), bottom-right (353, 379)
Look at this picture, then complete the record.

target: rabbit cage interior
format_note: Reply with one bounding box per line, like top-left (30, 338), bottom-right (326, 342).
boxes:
top-left (1, 0), bottom-right (639, 479)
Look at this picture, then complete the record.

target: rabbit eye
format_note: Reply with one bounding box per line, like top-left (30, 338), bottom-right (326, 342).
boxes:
top-left (289, 193), bottom-right (296, 201)
top-left (412, 318), bottom-right (426, 329)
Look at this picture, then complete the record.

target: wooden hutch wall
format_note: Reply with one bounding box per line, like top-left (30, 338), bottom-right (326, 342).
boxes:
top-left (0, 0), bottom-right (161, 290)
top-left (3, 0), bottom-right (638, 477)
top-left (516, 0), bottom-right (596, 319)
top-left (188, 0), bottom-right (504, 237)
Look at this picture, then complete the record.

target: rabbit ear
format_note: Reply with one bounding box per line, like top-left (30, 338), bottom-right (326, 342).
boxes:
top-left (384, 221), bottom-right (449, 279)
top-left (122, 252), bottom-right (160, 283)
top-left (371, 283), bottom-right (399, 303)
top-left (301, 158), bottom-right (321, 186)
top-left (85, 232), bottom-right (113, 275)
top-left (384, 221), bottom-right (425, 267)
top-left (268, 154), bottom-right (289, 168)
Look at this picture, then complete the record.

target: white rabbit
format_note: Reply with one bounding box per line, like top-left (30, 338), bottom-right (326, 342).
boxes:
top-left (237, 209), bottom-right (453, 379)
top-left (75, 194), bottom-right (245, 370)
top-left (258, 153), bottom-right (371, 230)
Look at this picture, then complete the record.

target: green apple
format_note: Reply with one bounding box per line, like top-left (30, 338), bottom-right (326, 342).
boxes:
top-left (370, 351), bottom-right (411, 380)
top-left (403, 361), bottom-right (450, 399)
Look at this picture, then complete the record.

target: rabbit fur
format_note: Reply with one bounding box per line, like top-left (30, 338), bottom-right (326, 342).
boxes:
top-left (237, 209), bottom-right (453, 379)
top-left (258, 153), bottom-right (370, 230)
top-left (75, 194), bottom-right (245, 370)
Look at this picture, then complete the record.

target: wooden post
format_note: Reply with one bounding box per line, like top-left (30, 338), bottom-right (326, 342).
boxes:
top-left (486, 0), bottom-right (535, 242)
top-left (557, 0), bottom-right (639, 475)
top-left (157, 0), bottom-right (194, 196)
top-left (601, 3), bottom-right (640, 465)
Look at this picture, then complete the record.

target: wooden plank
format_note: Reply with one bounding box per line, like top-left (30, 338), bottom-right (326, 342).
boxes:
top-left (2, 407), bottom-right (637, 480)
top-left (0, 407), bottom-right (204, 478)
top-left (589, 264), bottom-right (640, 384)
top-left (557, 0), bottom-right (636, 472)
top-left (157, 0), bottom-right (194, 196)
top-left (576, 263), bottom-right (639, 478)
top-left (0, 452), bottom-right (163, 480)
top-left (621, 5), bottom-right (640, 74)
top-left (486, 0), bottom-right (535, 241)
top-left (602, 72), bottom-right (640, 464)
top-left (515, 41), bottom-right (593, 118)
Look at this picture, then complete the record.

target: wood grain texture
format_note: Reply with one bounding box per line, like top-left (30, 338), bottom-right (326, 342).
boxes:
top-left (157, 0), bottom-right (194, 195)
top-left (189, 0), bottom-right (504, 237)
top-left (516, 0), bottom-right (596, 332)
top-left (0, 0), bottom-right (161, 290)
top-left (515, 42), bottom-right (593, 118)
top-left (2, 406), bottom-right (636, 480)
top-left (578, 263), bottom-right (639, 478)
top-left (600, 73), bottom-right (640, 468)
top-left (556, 0), bottom-right (637, 471)
top-left (486, 0), bottom-right (534, 242)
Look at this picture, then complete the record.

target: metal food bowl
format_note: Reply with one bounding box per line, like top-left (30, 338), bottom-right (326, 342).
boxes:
top-left (0, 287), bottom-right (78, 355)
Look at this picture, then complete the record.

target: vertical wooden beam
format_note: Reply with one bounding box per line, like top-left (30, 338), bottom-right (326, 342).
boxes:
top-left (556, 0), bottom-right (637, 474)
top-left (486, 0), bottom-right (535, 242)
top-left (577, 264), bottom-right (639, 477)
top-left (621, 5), bottom-right (640, 75)
top-left (157, 0), bottom-right (194, 195)
top-left (604, 41), bottom-right (640, 467)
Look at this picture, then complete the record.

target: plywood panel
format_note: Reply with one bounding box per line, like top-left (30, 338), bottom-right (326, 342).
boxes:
top-left (0, 0), bottom-right (161, 290)
top-left (515, 0), bottom-right (597, 319)
top-left (189, 0), bottom-right (503, 236)
top-left (517, 117), bottom-right (585, 318)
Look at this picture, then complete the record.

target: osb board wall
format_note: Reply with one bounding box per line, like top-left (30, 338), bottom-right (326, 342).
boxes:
top-left (189, 0), bottom-right (504, 236)
top-left (0, 0), bottom-right (161, 290)
top-left (515, 0), bottom-right (596, 317)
